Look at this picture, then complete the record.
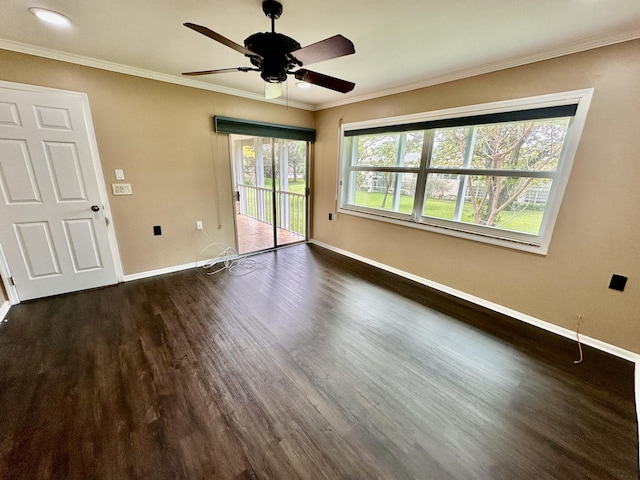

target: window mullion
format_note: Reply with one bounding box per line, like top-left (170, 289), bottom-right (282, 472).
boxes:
top-left (424, 168), bottom-right (556, 179)
top-left (346, 137), bottom-right (357, 205)
top-left (413, 130), bottom-right (433, 221)
top-left (392, 133), bottom-right (407, 212)
top-left (348, 166), bottom-right (418, 172)
top-left (454, 126), bottom-right (476, 221)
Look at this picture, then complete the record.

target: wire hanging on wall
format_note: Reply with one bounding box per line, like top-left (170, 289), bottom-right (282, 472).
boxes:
top-left (574, 315), bottom-right (584, 364)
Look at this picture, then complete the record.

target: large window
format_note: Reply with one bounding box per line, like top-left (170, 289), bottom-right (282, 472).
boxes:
top-left (339, 90), bottom-right (593, 254)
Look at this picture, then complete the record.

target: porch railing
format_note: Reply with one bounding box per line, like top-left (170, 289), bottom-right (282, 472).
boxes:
top-left (237, 184), bottom-right (306, 235)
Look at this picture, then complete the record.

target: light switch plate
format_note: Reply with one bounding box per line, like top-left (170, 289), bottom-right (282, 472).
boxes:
top-left (115, 169), bottom-right (125, 180)
top-left (112, 183), bottom-right (132, 195)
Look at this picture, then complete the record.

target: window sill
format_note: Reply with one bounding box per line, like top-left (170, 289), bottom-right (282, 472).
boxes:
top-left (337, 206), bottom-right (549, 255)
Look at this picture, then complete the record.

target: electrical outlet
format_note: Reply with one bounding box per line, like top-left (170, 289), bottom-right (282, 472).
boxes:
top-left (112, 183), bottom-right (132, 195)
top-left (196, 221), bottom-right (203, 230)
top-left (153, 225), bottom-right (162, 236)
top-left (328, 213), bottom-right (333, 220)
top-left (609, 274), bottom-right (627, 292)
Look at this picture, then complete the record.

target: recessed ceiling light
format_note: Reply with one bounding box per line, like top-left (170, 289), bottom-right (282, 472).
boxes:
top-left (296, 81), bottom-right (311, 90)
top-left (29, 8), bottom-right (71, 27)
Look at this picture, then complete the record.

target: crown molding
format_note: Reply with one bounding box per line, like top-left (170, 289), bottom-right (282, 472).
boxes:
top-left (2, 28), bottom-right (639, 113)
top-left (0, 39), bottom-right (314, 111)
top-left (315, 29), bottom-right (640, 111)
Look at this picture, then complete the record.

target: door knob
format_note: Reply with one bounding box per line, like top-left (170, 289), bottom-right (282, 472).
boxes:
top-left (91, 205), bottom-right (100, 212)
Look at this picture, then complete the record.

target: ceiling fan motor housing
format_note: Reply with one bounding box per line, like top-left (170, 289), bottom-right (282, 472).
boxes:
top-left (245, 32), bottom-right (301, 82)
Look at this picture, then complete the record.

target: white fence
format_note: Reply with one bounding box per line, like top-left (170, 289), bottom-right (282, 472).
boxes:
top-left (237, 184), bottom-right (306, 235)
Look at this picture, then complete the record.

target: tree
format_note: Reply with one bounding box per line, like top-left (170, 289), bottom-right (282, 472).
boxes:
top-left (241, 142), bottom-right (256, 185)
top-left (356, 132), bottom-right (424, 208)
top-left (426, 175), bottom-right (452, 199)
top-left (285, 141), bottom-right (306, 183)
top-left (432, 119), bottom-right (569, 227)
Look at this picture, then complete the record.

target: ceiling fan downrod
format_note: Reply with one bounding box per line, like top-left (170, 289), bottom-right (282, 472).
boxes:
top-left (262, 0), bottom-right (282, 33)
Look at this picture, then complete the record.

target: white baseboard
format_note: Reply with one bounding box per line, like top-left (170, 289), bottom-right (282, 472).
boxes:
top-left (637, 365), bottom-right (640, 471)
top-left (0, 300), bottom-right (10, 322)
top-left (309, 239), bottom-right (639, 364)
top-left (123, 262), bottom-right (198, 282)
top-left (122, 255), bottom-right (239, 282)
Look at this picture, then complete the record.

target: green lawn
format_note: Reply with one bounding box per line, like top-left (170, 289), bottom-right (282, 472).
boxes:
top-left (260, 178), bottom-right (306, 193)
top-left (354, 191), bottom-right (414, 214)
top-left (284, 180), bottom-right (306, 194)
top-left (354, 191), bottom-right (543, 234)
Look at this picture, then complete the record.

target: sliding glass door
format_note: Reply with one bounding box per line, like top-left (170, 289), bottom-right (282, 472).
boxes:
top-left (230, 135), bottom-right (308, 254)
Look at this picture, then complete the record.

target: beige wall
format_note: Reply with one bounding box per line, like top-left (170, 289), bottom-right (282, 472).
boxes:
top-left (1, 42), bottom-right (638, 353)
top-left (0, 49), bottom-right (314, 276)
top-left (313, 40), bottom-right (640, 353)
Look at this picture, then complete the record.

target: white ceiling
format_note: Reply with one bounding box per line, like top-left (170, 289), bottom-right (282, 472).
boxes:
top-left (1, 0), bottom-right (639, 110)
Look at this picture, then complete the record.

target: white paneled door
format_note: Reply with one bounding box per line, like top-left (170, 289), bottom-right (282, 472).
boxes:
top-left (0, 83), bottom-right (118, 301)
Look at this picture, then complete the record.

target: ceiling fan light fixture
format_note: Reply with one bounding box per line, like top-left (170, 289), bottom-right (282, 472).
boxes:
top-left (296, 81), bottom-right (312, 90)
top-left (265, 82), bottom-right (283, 99)
top-left (29, 7), bottom-right (71, 27)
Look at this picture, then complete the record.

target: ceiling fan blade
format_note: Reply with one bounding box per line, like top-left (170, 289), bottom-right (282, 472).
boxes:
top-left (182, 67), bottom-right (257, 76)
top-left (265, 82), bottom-right (282, 99)
top-left (184, 23), bottom-right (261, 59)
top-left (292, 69), bottom-right (355, 93)
top-left (290, 35), bottom-right (355, 66)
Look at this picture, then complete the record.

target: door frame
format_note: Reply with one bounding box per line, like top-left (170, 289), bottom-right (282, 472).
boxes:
top-left (0, 80), bottom-right (123, 304)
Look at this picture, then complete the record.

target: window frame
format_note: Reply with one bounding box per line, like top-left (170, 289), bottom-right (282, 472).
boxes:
top-left (338, 89), bottom-right (594, 254)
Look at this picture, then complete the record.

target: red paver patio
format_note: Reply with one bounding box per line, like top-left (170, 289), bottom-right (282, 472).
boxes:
top-left (236, 214), bottom-right (305, 254)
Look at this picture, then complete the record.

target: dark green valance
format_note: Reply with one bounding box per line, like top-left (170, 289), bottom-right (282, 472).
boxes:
top-left (344, 104), bottom-right (578, 137)
top-left (214, 116), bottom-right (316, 142)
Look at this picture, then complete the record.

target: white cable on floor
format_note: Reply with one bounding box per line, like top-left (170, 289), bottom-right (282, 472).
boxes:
top-left (195, 228), bottom-right (259, 276)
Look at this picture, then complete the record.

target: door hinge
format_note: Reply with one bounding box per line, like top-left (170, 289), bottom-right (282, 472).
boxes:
top-left (306, 187), bottom-right (310, 196)
top-left (105, 217), bottom-right (110, 227)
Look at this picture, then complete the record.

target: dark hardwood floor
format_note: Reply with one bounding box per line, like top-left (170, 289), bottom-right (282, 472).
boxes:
top-left (0, 244), bottom-right (637, 479)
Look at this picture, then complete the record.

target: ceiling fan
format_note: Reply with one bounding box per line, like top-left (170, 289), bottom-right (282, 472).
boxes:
top-left (182, 0), bottom-right (356, 99)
